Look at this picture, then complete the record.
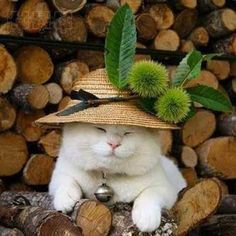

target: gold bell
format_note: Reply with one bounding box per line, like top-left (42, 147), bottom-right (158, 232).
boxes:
top-left (94, 183), bottom-right (114, 202)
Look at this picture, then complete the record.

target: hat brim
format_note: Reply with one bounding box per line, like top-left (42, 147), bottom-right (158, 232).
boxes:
top-left (35, 101), bottom-right (178, 129)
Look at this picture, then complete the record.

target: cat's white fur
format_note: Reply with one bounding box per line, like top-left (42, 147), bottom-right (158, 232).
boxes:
top-left (49, 123), bottom-right (186, 232)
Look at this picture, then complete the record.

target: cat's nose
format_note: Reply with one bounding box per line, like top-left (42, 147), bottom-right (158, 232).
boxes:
top-left (107, 142), bottom-right (121, 149)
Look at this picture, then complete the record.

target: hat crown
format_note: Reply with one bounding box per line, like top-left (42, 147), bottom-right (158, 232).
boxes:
top-left (73, 69), bottom-right (131, 98)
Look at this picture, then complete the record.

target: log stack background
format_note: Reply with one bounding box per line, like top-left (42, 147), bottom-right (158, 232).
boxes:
top-left (0, 0), bottom-right (236, 235)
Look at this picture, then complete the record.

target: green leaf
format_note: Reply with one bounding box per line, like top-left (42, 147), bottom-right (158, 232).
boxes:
top-left (203, 53), bottom-right (223, 62)
top-left (187, 85), bottom-right (233, 112)
top-left (105, 4), bottom-right (136, 89)
top-left (138, 98), bottom-right (156, 115)
top-left (172, 50), bottom-right (203, 87)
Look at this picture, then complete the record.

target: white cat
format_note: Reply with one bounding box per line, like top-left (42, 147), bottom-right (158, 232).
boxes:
top-left (49, 123), bottom-right (186, 232)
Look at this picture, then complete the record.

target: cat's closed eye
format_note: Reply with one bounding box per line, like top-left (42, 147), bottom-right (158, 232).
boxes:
top-left (96, 127), bottom-right (106, 133)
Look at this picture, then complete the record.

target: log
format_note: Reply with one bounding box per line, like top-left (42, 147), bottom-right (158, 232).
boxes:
top-left (218, 195), bottom-right (236, 214)
top-left (153, 29), bottom-right (180, 51)
top-left (17, 0), bottom-right (50, 33)
top-left (136, 13), bottom-right (157, 41)
top-left (16, 46), bottom-right (54, 84)
top-left (180, 168), bottom-right (198, 187)
top-left (10, 84), bottom-right (50, 112)
top-left (0, 132), bottom-right (28, 177)
top-left (213, 33), bottom-right (236, 55)
top-left (0, 205), bottom-right (82, 236)
top-left (0, 97), bottom-right (16, 132)
top-left (217, 113), bottom-right (236, 136)
top-left (159, 129), bottom-right (173, 155)
top-left (23, 154), bottom-right (55, 185)
top-left (182, 109), bottom-right (216, 147)
top-left (16, 110), bottom-right (45, 142)
top-left (86, 5), bottom-right (114, 38)
top-left (196, 137), bottom-right (236, 179)
top-left (198, 0), bottom-right (225, 13)
top-left (106, 0), bottom-right (120, 11)
top-left (39, 130), bottom-right (62, 157)
top-left (52, 15), bottom-right (87, 42)
top-left (0, 0), bottom-right (15, 20)
top-left (58, 96), bottom-right (71, 111)
top-left (55, 60), bottom-right (89, 94)
top-left (179, 40), bottom-right (195, 53)
top-left (149, 4), bottom-right (175, 30)
top-left (135, 42), bottom-right (151, 61)
top-left (52, 0), bottom-right (87, 15)
top-left (230, 62), bottom-right (236, 77)
top-left (174, 0), bottom-right (197, 10)
top-left (9, 182), bottom-right (33, 192)
top-left (77, 50), bottom-right (104, 70)
top-left (184, 70), bottom-right (218, 89)
top-left (206, 59), bottom-right (230, 80)
top-left (204, 9), bottom-right (236, 38)
top-left (199, 214), bottom-right (236, 236)
top-left (180, 146), bottom-right (198, 168)
top-left (0, 22), bottom-right (23, 37)
top-left (0, 225), bottom-right (24, 236)
top-left (188, 27), bottom-right (209, 47)
top-left (45, 83), bottom-right (63, 105)
top-left (172, 9), bottom-right (198, 38)
top-left (172, 178), bottom-right (222, 236)
top-left (120, 0), bottom-right (142, 13)
top-left (0, 46), bottom-right (17, 94)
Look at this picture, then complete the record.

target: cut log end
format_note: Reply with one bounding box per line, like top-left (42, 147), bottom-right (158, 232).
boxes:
top-left (189, 27), bottom-right (209, 47)
top-left (120, 0), bottom-right (141, 14)
top-left (181, 146), bottom-right (198, 168)
top-left (52, 0), bottom-right (87, 14)
top-left (45, 83), bottom-right (63, 105)
top-left (0, 0), bottom-right (15, 20)
top-left (207, 60), bottom-right (230, 80)
top-left (0, 22), bottom-right (24, 37)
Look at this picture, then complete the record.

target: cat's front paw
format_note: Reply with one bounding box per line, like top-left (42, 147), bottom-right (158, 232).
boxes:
top-left (132, 203), bottom-right (161, 232)
top-left (53, 183), bottom-right (82, 213)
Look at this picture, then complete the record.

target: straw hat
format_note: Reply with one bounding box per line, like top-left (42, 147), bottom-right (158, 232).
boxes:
top-left (36, 69), bottom-right (177, 129)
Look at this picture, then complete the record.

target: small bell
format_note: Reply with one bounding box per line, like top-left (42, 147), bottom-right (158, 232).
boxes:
top-left (94, 183), bottom-right (114, 202)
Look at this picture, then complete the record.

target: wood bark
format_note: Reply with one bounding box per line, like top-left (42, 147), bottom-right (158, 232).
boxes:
top-left (52, 0), bottom-right (87, 15)
top-left (206, 59), bottom-right (230, 80)
top-left (196, 137), bottom-right (236, 179)
top-left (0, 45), bottom-right (17, 94)
top-left (136, 13), bottom-right (157, 41)
top-left (172, 178), bottom-right (222, 236)
top-left (45, 83), bottom-right (63, 105)
top-left (17, 0), bottom-right (50, 33)
top-left (120, 0), bottom-right (142, 13)
top-left (9, 182), bottom-right (33, 192)
top-left (0, 132), bottom-right (28, 177)
top-left (213, 33), bottom-right (236, 55)
top-left (0, 22), bottom-right (24, 37)
top-left (179, 40), bottom-right (195, 53)
top-left (52, 15), bottom-right (87, 42)
top-left (204, 9), bottom-right (236, 38)
top-left (0, 205), bottom-right (82, 236)
top-left (16, 46), bottom-right (54, 84)
top-left (149, 4), bottom-right (175, 30)
top-left (188, 27), bottom-right (209, 47)
top-left (217, 113), bottom-right (236, 136)
top-left (10, 84), bottom-right (49, 112)
top-left (86, 5), bottom-right (114, 38)
top-left (172, 9), bottom-right (198, 38)
top-left (0, 97), bottom-right (16, 132)
top-left (174, 0), bottom-right (197, 10)
top-left (0, 225), bottom-right (24, 236)
top-left (180, 168), bottom-right (198, 187)
top-left (153, 29), bottom-right (180, 51)
top-left (198, 0), bottom-right (225, 13)
top-left (23, 154), bottom-right (55, 185)
top-left (182, 109), bottom-right (216, 147)
top-left (16, 110), bottom-right (45, 142)
top-left (55, 60), bottom-right (89, 94)
top-left (39, 130), bottom-right (62, 157)
top-left (0, 0), bottom-right (15, 20)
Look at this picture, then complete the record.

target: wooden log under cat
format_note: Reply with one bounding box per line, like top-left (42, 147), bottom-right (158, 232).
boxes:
top-left (182, 109), bottom-right (216, 147)
top-left (188, 27), bottom-right (209, 47)
top-left (23, 154), bottom-right (55, 185)
top-left (203, 9), bottom-right (236, 38)
top-left (17, 0), bottom-right (50, 33)
top-left (0, 22), bottom-right (24, 37)
top-left (120, 0), bottom-right (142, 14)
top-left (172, 178), bottom-right (222, 236)
top-left (196, 137), bottom-right (236, 179)
top-left (0, 132), bottom-right (28, 177)
top-left (45, 83), bottom-right (63, 105)
top-left (39, 130), bottom-right (62, 158)
top-left (16, 110), bottom-right (45, 142)
top-left (206, 59), bottom-right (230, 80)
top-left (217, 113), bottom-right (236, 136)
top-left (0, 0), bottom-right (15, 20)
top-left (149, 4), bottom-right (175, 30)
top-left (15, 46), bottom-right (54, 84)
top-left (213, 33), bottom-right (236, 55)
top-left (10, 84), bottom-right (50, 112)
top-left (198, 0), bottom-right (225, 13)
top-left (9, 182), bottom-right (33, 192)
top-left (0, 205), bottom-right (82, 236)
top-left (86, 5), bottom-right (114, 38)
top-left (0, 225), bottom-right (24, 236)
top-left (0, 97), bottom-right (16, 133)
top-left (0, 46), bottom-right (17, 94)
top-left (153, 30), bottom-right (180, 51)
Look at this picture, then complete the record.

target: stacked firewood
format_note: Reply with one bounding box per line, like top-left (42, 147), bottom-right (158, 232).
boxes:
top-left (0, 0), bottom-right (236, 235)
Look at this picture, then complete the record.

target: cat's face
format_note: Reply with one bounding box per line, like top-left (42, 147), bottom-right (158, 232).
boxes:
top-left (61, 123), bottom-right (162, 175)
